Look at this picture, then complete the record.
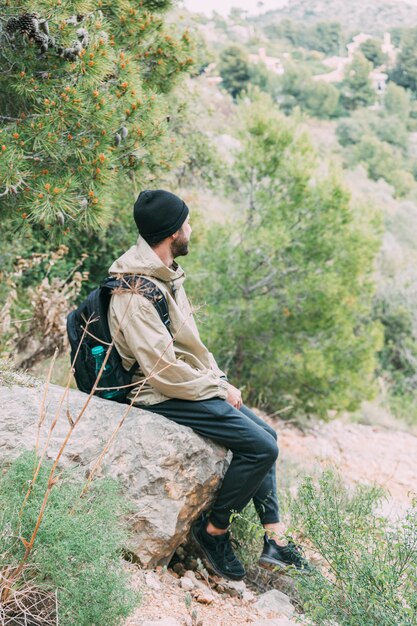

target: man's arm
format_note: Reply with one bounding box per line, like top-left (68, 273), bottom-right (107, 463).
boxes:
top-left (207, 351), bottom-right (227, 380)
top-left (122, 299), bottom-right (229, 402)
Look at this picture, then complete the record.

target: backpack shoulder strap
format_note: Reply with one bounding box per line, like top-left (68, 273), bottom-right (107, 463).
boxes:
top-left (103, 275), bottom-right (172, 337)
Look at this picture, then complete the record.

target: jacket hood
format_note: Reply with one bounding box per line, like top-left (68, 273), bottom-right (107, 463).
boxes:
top-left (109, 235), bottom-right (185, 285)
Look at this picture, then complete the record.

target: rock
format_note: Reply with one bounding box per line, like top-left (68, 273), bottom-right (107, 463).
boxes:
top-left (243, 590), bottom-right (256, 602)
top-left (0, 384), bottom-right (230, 567)
top-left (145, 572), bottom-right (162, 590)
top-left (255, 589), bottom-right (295, 617)
top-left (161, 571), bottom-right (179, 587)
top-left (180, 576), bottom-right (195, 591)
top-left (183, 570), bottom-right (209, 591)
top-left (215, 578), bottom-right (246, 598)
top-left (173, 562), bottom-right (185, 576)
top-left (192, 588), bottom-right (216, 604)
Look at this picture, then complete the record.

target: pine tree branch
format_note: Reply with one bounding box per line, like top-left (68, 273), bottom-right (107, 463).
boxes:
top-left (0, 179), bottom-right (25, 197)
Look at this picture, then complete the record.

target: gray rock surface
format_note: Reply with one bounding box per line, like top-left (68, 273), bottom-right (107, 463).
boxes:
top-left (256, 589), bottom-right (295, 617)
top-left (0, 383), bottom-right (230, 567)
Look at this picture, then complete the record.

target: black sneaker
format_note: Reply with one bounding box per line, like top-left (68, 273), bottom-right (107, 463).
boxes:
top-left (259, 535), bottom-right (311, 573)
top-left (191, 518), bottom-right (246, 581)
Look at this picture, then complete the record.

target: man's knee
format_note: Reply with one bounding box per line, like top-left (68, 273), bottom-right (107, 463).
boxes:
top-left (264, 423), bottom-right (278, 441)
top-left (259, 436), bottom-right (279, 467)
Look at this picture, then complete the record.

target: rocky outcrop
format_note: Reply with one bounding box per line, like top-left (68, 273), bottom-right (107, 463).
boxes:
top-left (0, 383), bottom-right (230, 567)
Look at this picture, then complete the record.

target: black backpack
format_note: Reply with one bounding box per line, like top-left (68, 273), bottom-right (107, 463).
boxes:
top-left (66, 275), bottom-right (171, 403)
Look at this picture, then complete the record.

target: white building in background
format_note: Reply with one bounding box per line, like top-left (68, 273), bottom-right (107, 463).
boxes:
top-left (313, 31), bottom-right (396, 94)
top-left (248, 47), bottom-right (284, 75)
top-left (381, 32), bottom-right (398, 67)
top-left (346, 32), bottom-right (373, 57)
top-left (370, 70), bottom-right (389, 95)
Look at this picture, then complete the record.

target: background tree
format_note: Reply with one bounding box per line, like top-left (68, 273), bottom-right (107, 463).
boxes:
top-left (390, 27), bottom-right (417, 94)
top-left (185, 93), bottom-right (383, 419)
top-left (302, 79), bottom-right (340, 118)
top-left (276, 62), bottom-right (310, 113)
top-left (350, 135), bottom-right (414, 197)
top-left (313, 21), bottom-right (344, 56)
top-left (0, 0), bottom-right (193, 233)
top-left (336, 115), bottom-right (370, 147)
top-left (359, 38), bottom-right (387, 68)
top-left (275, 64), bottom-right (339, 118)
top-left (383, 82), bottom-right (410, 118)
top-left (266, 19), bottom-right (344, 56)
top-left (340, 53), bottom-right (375, 110)
top-left (218, 45), bottom-right (250, 99)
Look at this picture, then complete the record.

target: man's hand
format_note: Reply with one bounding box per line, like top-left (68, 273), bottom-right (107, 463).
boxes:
top-left (226, 383), bottom-right (243, 410)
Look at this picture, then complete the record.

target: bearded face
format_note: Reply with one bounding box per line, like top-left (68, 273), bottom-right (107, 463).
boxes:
top-left (170, 220), bottom-right (191, 258)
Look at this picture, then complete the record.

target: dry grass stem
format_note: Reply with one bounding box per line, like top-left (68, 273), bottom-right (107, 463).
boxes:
top-left (36, 348), bottom-right (59, 456)
top-left (0, 578), bottom-right (57, 626)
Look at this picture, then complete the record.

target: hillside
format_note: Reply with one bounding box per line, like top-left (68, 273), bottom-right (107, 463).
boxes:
top-left (252, 0), bottom-right (417, 35)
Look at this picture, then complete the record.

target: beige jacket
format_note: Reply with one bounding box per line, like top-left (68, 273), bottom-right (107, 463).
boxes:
top-left (108, 235), bottom-right (228, 405)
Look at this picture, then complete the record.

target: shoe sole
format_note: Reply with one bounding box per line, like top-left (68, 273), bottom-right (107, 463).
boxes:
top-left (190, 523), bottom-right (246, 582)
top-left (259, 555), bottom-right (292, 571)
top-left (259, 555), bottom-right (312, 574)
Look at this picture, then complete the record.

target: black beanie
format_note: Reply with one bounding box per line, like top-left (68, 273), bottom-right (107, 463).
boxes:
top-left (133, 189), bottom-right (189, 245)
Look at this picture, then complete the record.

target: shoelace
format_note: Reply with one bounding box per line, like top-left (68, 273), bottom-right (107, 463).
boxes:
top-left (213, 534), bottom-right (241, 564)
top-left (280, 540), bottom-right (308, 565)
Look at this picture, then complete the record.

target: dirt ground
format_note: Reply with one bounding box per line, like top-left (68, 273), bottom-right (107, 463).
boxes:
top-left (276, 411), bottom-right (417, 518)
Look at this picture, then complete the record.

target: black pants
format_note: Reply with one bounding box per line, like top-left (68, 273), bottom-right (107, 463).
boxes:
top-left (137, 398), bottom-right (280, 529)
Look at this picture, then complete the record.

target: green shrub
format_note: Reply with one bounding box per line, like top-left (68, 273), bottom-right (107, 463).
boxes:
top-left (374, 292), bottom-right (417, 425)
top-left (292, 470), bottom-right (417, 626)
top-left (371, 115), bottom-right (409, 151)
top-left (351, 135), bottom-right (414, 197)
top-left (0, 452), bottom-right (137, 626)
top-left (336, 116), bottom-right (370, 147)
top-left (230, 503), bottom-right (265, 569)
top-left (388, 391), bottom-right (417, 426)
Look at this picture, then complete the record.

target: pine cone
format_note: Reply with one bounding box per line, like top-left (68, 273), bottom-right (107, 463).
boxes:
top-left (5, 17), bottom-right (20, 34)
top-left (18, 13), bottom-right (39, 35)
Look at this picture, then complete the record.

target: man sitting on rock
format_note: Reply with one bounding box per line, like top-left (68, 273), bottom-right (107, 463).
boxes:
top-left (108, 189), bottom-right (309, 581)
